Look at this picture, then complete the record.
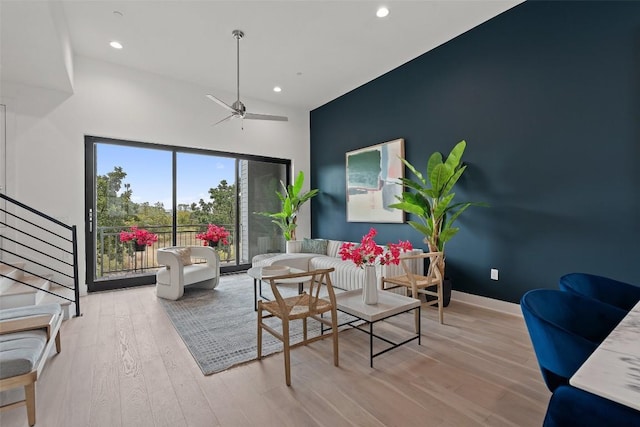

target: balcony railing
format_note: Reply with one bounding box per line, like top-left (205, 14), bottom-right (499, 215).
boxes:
top-left (95, 224), bottom-right (235, 280)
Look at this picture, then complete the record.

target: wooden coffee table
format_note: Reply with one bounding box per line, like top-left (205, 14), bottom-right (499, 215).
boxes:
top-left (246, 266), bottom-right (307, 311)
top-left (333, 289), bottom-right (421, 367)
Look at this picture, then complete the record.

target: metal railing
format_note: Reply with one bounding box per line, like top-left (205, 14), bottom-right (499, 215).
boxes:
top-left (95, 224), bottom-right (236, 279)
top-left (0, 193), bottom-right (80, 317)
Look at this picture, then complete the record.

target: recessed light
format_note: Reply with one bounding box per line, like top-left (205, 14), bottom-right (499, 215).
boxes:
top-left (110, 41), bottom-right (123, 49)
top-left (376, 7), bottom-right (389, 18)
top-left (273, 86), bottom-right (282, 93)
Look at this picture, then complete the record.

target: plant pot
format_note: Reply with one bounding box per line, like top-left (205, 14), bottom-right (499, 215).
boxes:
top-left (425, 277), bottom-right (452, 307)
top-left (134, 243), bottom-right (147, 252)
top-left (207, 240), bottom-right (219, 248)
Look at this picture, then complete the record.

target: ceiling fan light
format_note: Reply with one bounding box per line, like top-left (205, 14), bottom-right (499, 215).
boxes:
top-left (110, 41), bottom-right (123, 49)
top-left (376, 7), bottom-right (389, 18)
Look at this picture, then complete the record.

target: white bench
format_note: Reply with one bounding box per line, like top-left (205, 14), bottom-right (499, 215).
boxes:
top-left (156, 246), bottom-right (220, 300)
top-left (0, 303), bottom-right (63, 426)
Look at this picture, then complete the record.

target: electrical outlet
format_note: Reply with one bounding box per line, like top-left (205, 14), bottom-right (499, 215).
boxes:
top-left (491, 268), bottom-right (499, 281)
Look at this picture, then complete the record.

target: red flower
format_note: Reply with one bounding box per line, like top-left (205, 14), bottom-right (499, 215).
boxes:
top-left (339, 228), bottom-right (413, 267)
top-left (195, 224), bottom-right (230, 245)
top-left (119, 226), bottom-right (158, 246)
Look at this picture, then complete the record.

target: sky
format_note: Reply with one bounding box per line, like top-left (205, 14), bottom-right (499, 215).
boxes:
top-left (97, 144), bottom-right (236, 209)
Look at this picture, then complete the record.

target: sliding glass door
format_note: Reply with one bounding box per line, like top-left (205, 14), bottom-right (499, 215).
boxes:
top-left (85, 136), bottom-right (288, 292)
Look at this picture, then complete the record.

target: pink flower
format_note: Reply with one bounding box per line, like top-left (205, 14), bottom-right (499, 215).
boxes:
top-left (195, 224), bottom-right (230, 245)
top-left (119, 226), bottom-right (158, 246)
top-left (339, 228), bottom-right (413, 267)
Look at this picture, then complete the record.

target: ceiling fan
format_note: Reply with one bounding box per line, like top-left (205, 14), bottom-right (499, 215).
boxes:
top-left (206, 29), bottom-right (288, 126)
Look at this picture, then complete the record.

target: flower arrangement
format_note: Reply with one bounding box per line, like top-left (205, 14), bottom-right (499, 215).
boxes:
top-left (339, 228), bottom-right (413, 267)
top-left (196, 224), bottom-right (230, 245)
top-left (119, 226), bottom-right (158, 247)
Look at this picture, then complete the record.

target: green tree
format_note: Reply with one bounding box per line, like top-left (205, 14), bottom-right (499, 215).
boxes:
top-left (96, 166), bottom-right (134, 227)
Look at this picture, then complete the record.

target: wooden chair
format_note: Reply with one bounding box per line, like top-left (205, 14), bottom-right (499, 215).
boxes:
top-left (381, 252), bottom-right (445, 328)
top-left (257, 268), bottom-right (339, 386)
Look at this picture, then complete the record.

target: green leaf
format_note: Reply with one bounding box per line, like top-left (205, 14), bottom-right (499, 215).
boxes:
top-left (439, 227), bottom-right (459, 245)
top-left (442, 165), bottom-right (466, 196)
top-left (433, 193), bottom-right (455, 219)
top-left (430, 164), bottom-right (453, 195)
top-left (388, 201), bottom-right (424, 217)
top-left (408, 220), bottom-right (433, 237)
top-left (444, 140), bottom-right (466, 171)
top-left (400, 158), bottom-right (426, 186)
top-left (426, 152), bottom-right (443, 184)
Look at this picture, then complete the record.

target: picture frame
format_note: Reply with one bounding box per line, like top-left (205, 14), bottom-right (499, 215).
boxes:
top-left (346, 138), bottom-right (405, 223)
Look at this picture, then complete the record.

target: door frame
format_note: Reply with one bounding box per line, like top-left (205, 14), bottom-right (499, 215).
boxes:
top-left (84, 135), bottom-right (290, 292)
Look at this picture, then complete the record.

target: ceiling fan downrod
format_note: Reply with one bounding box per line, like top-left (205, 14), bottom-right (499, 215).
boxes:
top-left (232, 30), bottom-right (244, 104)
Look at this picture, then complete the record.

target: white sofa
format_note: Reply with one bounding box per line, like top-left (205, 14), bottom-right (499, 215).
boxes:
top-left (251, 239), bottom-right (423, 291)
top-left (156, 246), bottom-right (220, 300)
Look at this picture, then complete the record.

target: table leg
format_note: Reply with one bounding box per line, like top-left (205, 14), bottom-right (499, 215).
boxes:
top-left (253, 278), bottom-right (258, 311)
top-left (370, 321), bottom-right (374, 368)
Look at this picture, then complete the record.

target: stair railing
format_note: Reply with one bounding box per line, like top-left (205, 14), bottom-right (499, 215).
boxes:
top-left (0, 193), bottom-right (80, 317)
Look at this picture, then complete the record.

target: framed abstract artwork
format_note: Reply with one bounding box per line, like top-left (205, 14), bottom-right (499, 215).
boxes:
top-left (345, 138), bottom-right (405, 223)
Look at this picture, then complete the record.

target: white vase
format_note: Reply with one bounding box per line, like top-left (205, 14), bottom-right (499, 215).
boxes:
top-left (362, 265), bottom-right (378, 305)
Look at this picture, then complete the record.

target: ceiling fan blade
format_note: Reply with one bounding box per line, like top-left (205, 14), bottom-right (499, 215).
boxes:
top-left (211, 114), bottom-right (236, 126)
top-left (206, 94), bottom-right (236, 113)
top-left (244, 112), bottom-right (289, 122)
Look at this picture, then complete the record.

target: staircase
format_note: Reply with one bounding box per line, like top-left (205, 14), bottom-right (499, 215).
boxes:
top-left (0, 193), bottom-right (80, 319)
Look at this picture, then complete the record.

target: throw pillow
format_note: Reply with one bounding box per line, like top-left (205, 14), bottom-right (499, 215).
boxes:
top-left (326, 240), bottom-right (343, 258)
top-left (169, 247), bottom-right (192, 266)
top-left (301, 238), bottom-right (328, 255)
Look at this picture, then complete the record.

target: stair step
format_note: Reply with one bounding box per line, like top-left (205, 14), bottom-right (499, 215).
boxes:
top-left (40, 285), bottom-right (75, 320)
top-left (0, 262), bottom-right (26, 292)
top-left (0, 274), bottom-right (50, 310)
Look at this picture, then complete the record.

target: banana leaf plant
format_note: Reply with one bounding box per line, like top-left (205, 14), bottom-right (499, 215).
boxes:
top-left (389, 140), bottom-right (487, 277)
top-left (255, 171), bottom-right (319, 241)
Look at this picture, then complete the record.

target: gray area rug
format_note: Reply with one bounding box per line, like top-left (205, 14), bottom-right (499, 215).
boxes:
top-left (159, 273), bottom-right (344, 376)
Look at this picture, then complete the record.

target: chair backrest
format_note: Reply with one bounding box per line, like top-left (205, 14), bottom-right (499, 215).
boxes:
top-left (399, 252), bottom-right (443, 285)
top-left (520, 289), bottom-right (627, 392)
top-left (267, 268), bottom-right (336, 315)
top-left (559, 272), bottom-right (640, 312)
top-left (544, 385), bottom-right (640, 427)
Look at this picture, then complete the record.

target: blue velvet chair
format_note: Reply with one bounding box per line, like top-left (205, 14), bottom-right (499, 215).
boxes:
top-left (520, 289), bottom-right (627, 392)
top-left (544, 385), bottom-right (640, 427)
top-left (559, 272), bottom-right (640, 312)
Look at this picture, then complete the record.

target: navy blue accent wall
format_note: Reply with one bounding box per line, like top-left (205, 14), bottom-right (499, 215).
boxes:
top-left (309, 1), bottom-right (640, 303)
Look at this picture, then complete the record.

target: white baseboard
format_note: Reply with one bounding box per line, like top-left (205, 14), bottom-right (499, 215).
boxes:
top-left (451, 290), bottom-right (522, 317)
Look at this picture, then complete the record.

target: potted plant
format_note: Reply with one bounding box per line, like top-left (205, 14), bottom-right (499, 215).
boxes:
top-left (119, 226), bottom-right (158, 251)
top-left (389, 140), bottom-right (487, 305)
top-left (196, 224), bottom-right (230, 247)
top-left (255, 171), bottom-right (319, 242)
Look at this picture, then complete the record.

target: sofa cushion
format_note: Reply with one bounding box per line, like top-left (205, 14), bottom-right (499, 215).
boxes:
top-left (309, 256), bottom-right (368, 291)
top-left (0, 330), bottom-right (47, 379)
top-left (166, 247), bottom-right (192, 266)
top-left (326, 240), bottom-right (344, 258)
top-left (301, 238), bottom-right (328, 255)
top-left (156, 264), bottom-right (216, 284)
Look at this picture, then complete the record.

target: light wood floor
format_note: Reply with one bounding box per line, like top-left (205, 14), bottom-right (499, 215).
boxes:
top-left (1, 282), bottom-right (549, 427)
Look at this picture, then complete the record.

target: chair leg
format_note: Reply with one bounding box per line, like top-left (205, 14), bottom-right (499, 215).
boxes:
top-left (55, 330), bottom-right (61, 353)
top-left (331, 308), bottom-right (339, 367)
top-left (438, 283), bottom-right (444, 324)
top-left (282, 318), bottom-right (291, 386)
top-left (257, 302), bottom-right (263, 360)
top-left (25, 382), bottom-right (36, 427)
top-left (303, 317), bottom-right (307, 343)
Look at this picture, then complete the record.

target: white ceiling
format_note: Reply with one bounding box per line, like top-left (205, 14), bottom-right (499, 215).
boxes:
top-left (1, 0), bottom-right (522, 110)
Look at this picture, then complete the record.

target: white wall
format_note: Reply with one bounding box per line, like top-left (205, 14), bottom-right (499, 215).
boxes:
top-left (0, 56), bottom-right (310, 293)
